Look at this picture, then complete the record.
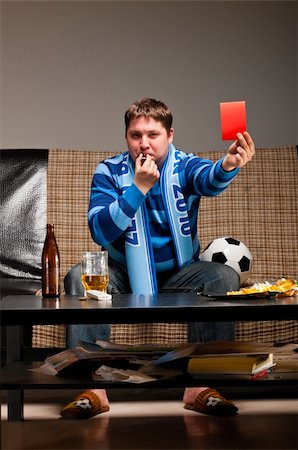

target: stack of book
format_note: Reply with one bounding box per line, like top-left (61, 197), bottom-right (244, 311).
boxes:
top-left (187, 352), bottom-right (275, 379)
top-left (152, 341), bottom-right (285, 380)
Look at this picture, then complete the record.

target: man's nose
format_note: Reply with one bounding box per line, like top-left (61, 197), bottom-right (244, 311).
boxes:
top-left (140, 136), bottom-right (149, 148)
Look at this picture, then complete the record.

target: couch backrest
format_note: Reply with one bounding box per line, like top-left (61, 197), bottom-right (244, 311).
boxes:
top-left (47, 146), bottom-right (297, 284)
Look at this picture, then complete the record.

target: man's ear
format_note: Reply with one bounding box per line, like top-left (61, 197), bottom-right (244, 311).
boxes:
top-left (168, 127), bottom-right (174, 143)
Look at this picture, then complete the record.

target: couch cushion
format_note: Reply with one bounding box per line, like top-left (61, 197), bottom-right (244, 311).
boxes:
top-left (197, 146), bottom-right (297, 281)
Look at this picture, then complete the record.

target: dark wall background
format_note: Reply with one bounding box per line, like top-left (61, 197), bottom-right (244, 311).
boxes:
top-left (1, 1), bottom-right (297, 152)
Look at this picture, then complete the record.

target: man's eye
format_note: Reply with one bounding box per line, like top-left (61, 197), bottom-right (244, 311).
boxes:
top-left (149, 133), bottom-right (158, 138)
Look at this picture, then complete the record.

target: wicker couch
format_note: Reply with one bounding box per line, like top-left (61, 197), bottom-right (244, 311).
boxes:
top-left (1, 146), bottom-right (297, 348)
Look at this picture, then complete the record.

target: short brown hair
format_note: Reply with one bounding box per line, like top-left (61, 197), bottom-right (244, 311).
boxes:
top-left (125, 98), bottom-right (173, 135)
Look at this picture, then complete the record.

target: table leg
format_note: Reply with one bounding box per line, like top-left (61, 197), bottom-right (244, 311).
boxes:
top-left (0, 326), bottom-right (2, 425)
top-left (6, 325), bottom-right (24, 421)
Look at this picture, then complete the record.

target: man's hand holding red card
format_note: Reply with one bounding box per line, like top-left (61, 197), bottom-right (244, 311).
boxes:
top-left (220, 101), bottom-right (255, 171)
top-left (222, 131), bottom-right (255, 171)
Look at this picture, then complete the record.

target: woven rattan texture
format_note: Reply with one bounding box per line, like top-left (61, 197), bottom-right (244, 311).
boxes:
top-left (32, 146), bottom-right (297, 348)
top-left (198, 147), bottom-right (297, 281)
top-left (46, 149), bottom-right (116, 279)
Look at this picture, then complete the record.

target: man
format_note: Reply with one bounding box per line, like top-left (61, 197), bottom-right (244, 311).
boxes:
top-left (61, 97), bottom-right (255, 419)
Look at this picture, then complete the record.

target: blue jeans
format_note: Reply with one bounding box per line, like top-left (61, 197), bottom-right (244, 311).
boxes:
top-left (65, 260), bottom-right (239, 348)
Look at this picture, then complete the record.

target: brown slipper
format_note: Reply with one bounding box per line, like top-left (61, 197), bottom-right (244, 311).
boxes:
top-left (184, 388), bottom-right (238, 416)
top-left (60, 390), bottom-right (110, 419)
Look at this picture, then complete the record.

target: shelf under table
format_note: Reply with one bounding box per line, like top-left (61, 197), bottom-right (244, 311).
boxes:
top-left (1, 361), bottom-right (297, 390)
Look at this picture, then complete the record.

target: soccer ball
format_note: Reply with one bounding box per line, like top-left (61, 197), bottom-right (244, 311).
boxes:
top-left (200, 237), bottom-right (252, 284)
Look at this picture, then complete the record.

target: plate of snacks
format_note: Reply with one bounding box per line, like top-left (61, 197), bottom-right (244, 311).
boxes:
top-left (227, 278), bottom-right (298, 299)
top-left (202, 278), bottom-right (297, 300)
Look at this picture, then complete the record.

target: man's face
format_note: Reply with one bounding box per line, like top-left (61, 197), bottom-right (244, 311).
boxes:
top-left (126, 116), bottom-right (174, 167)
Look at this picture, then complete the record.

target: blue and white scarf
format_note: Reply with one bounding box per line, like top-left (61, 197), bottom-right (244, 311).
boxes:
top-left (122, 144), bottom-right (194, 294)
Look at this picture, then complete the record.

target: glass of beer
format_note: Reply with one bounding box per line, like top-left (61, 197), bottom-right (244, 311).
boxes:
top-left (81, 251), bottom-right (109, 294)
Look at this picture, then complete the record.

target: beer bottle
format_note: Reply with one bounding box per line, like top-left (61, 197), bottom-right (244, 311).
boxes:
top-left (42, 223), bottom-right (60, 297)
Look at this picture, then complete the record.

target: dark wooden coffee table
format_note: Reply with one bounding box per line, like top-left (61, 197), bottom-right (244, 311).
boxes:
top-left (1, 293), bottom-right (298, 421)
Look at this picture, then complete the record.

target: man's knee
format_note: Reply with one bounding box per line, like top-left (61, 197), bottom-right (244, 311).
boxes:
top-left (213, 263), bottom-right (240, 290)
top-left (64, 263), bottom-right (84, 295)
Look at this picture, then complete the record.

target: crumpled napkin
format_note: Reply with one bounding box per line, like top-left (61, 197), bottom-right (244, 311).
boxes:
top-left (93, 365), bottom-right (156, 383)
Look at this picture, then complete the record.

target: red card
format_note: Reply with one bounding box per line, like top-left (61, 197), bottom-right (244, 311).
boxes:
top-left (220, 101), bottom-right (247, 140)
